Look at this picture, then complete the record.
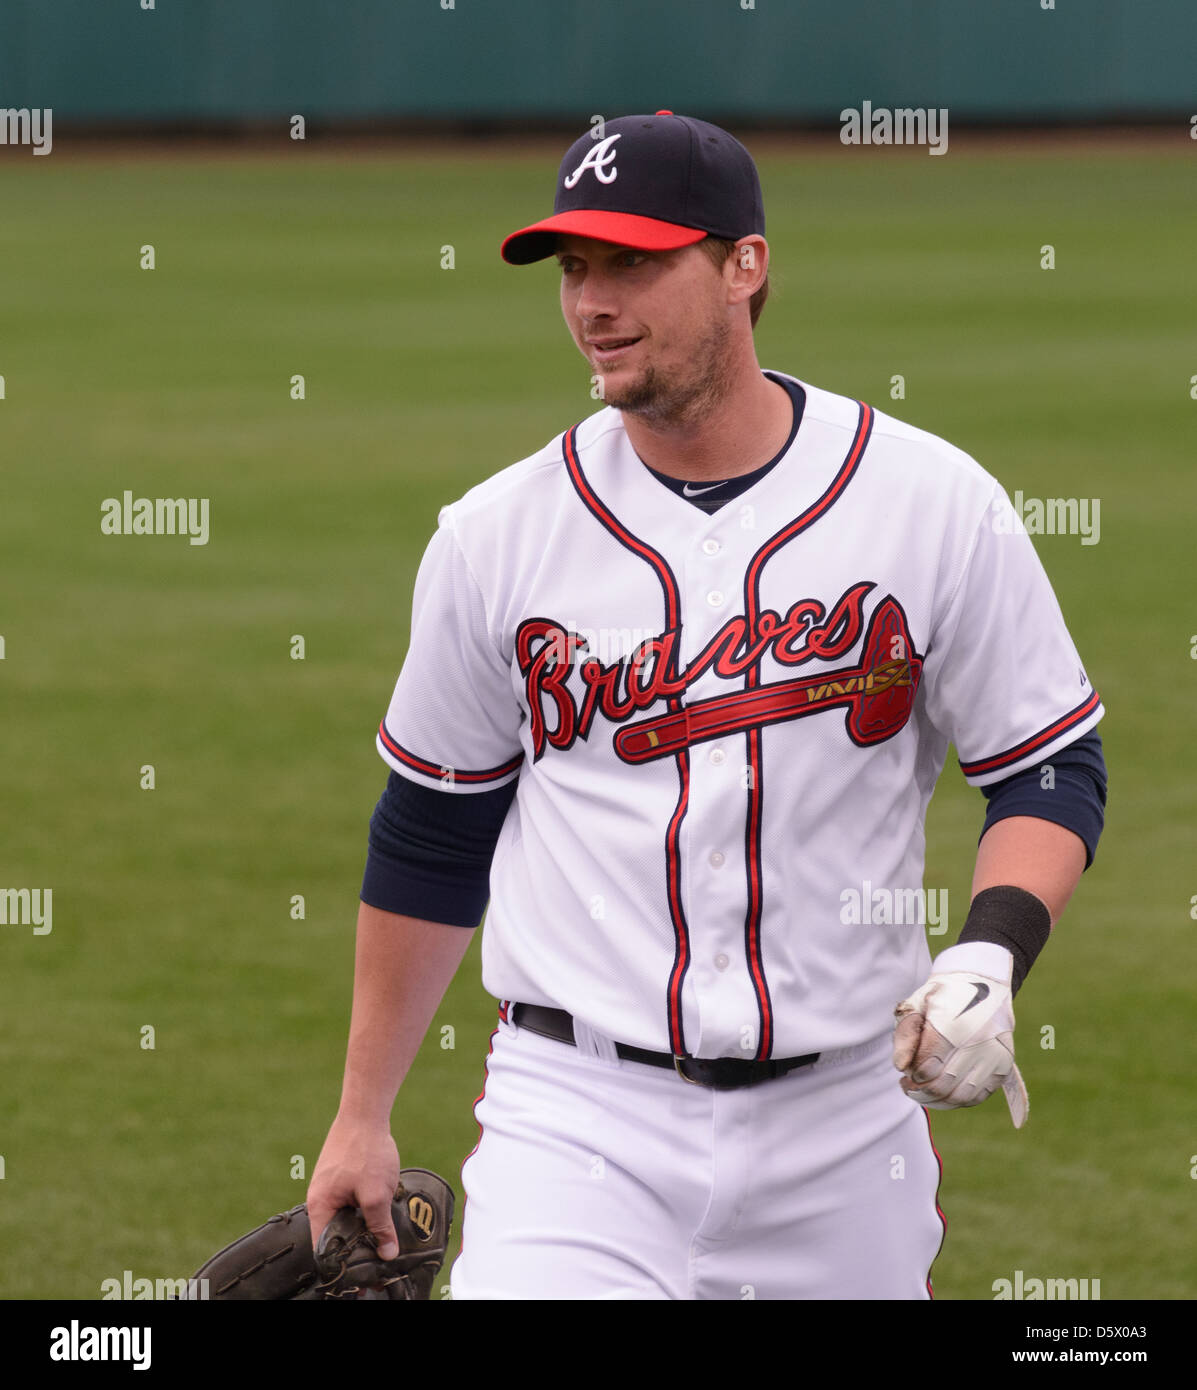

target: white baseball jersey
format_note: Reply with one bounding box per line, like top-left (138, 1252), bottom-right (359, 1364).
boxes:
top-left (377, 372), bottom-right (1103, 1060)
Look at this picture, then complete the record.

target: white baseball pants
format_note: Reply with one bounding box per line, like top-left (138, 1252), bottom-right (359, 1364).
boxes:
top-left (450, 1013), bottom-right (945, 1300)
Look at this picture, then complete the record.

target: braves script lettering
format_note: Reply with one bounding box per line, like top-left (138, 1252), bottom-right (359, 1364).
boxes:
top-left (516, 582), bottom-right (922, 761)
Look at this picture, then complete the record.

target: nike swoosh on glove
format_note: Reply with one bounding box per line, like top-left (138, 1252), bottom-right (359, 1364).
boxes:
top-left (893, 941), bottom-right (1029, 1128)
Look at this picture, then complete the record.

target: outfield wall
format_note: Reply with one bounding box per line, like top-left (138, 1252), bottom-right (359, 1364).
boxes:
top-left (0, 0), bottom-right (1193, 125)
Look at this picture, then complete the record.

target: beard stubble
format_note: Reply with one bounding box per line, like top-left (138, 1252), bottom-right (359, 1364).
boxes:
top-left (600, 313), bottom-right (736, 431)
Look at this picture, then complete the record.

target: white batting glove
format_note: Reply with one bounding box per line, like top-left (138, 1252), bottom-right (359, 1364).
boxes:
top-left (893, 942), bottom-right (1029, 1128)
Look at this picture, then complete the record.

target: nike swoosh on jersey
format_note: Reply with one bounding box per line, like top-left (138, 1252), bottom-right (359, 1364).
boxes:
top-left (955, 981), bottom-right (991, 1017)
top-left (681, 481), bottom-right (725, 497)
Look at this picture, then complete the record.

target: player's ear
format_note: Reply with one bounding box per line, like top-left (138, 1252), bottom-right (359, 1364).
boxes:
top-left (726, 236), bottom-right (769, 308)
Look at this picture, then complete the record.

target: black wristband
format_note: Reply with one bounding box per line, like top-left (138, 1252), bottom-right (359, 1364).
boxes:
top-left (956, 885), bottom-right (1051, 995)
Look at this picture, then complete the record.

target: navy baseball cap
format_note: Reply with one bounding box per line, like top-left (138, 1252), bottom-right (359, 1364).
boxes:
top-left (500, 111), bottom-right (765, 265)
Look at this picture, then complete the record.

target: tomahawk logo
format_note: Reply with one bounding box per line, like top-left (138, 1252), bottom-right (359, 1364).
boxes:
top-left (564, 133), bottom-right (621, 188)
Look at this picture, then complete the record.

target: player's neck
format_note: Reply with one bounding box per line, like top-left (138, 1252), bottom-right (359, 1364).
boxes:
top-left (621, 363), bottom-right (793, 483)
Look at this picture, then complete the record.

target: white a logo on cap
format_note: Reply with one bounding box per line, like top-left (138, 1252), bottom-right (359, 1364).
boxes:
top-left (563, 133), bottom-right (621, 188)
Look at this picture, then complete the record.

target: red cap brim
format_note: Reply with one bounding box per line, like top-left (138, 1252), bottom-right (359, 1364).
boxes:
top-left (501, 210), bottom-right (708, 265)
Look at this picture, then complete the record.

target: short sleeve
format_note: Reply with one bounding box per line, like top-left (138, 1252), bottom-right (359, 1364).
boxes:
top-left (920, 484), bottom-right (1104, 787)
top-left (376, 511), bottom-right (524, 792)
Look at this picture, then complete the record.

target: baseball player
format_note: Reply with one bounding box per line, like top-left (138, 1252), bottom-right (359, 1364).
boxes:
top-left (308, 112), bottom-right (1107, 1299)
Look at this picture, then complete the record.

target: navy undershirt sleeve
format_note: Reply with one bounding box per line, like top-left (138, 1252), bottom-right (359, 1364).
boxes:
top-left (360, 771), bottom-right (518, 927)
top-left (359, 727), bottom-right (1106, 926)
top-left (979, 730), bottom-right (1107, 868)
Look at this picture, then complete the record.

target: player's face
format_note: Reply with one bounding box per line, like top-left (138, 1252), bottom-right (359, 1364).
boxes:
top-left (555, 236), bottom-right (736, 427)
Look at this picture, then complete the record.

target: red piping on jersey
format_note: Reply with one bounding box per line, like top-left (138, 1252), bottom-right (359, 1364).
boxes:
top-left (923, 1109), bottom-right (948, 1299)
top-left (562, 424), bottom-right (693, 1057)
top-left (457, 1013), bottom-right (504, 1282)
top-left (957, 690), bottom-right (1101, 778)
top-left (740, 400), bottom-right (875, 1060)
top-left (378, 719), bottom-right (524, 784)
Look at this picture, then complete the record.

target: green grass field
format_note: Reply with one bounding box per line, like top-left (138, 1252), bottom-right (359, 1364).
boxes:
top-left (1, 141), bottom-right (1193, 1300)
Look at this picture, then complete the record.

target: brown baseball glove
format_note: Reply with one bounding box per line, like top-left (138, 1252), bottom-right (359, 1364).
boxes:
top-left (187, 1168), bottom-right (454, 1300)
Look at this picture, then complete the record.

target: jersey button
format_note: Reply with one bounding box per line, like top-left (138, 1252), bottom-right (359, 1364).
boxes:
top-left (714, 953), bottom-right (730, 971)
top-left (706, 590), bottom-right (725, 608)
top-left (701, 538), bottom-right (720, 556)
top-left (709, 747), bottom-right (726, 766)
top-left (709, 850), bottom-right (725, 868)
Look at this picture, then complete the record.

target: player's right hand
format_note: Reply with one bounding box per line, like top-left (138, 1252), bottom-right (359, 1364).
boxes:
top-left (306, 1117), bottom-right (401, 1258)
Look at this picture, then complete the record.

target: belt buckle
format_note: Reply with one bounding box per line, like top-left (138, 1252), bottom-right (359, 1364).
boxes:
top-left (673, 1055), bottom-right (704, 1085)
top-left (675, 1054), bottom-right (773, 1090)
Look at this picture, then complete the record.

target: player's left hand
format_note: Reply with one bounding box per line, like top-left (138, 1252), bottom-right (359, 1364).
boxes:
top-left (893, 943), bottom-right (1028, 1128)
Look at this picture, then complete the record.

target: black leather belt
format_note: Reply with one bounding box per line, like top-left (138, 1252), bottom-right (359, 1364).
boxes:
top-left (511, 1004), bottom-right (820, 1091)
